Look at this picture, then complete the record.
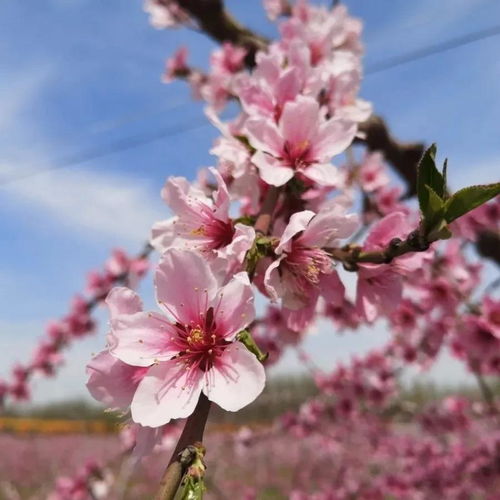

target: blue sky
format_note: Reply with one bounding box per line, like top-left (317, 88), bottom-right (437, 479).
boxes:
top-left (1, 0), bottom-right (499, 404)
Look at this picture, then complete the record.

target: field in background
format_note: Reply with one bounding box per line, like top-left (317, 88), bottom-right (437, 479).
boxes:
top-left (1, 377), bottom-right (499, 499)
top-left (1, 377), bottom-right (497, 432)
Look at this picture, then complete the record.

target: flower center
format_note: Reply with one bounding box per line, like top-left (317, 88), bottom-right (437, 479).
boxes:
top-left (283, 140), bottom-right (312, 170)
top-left (172, 307), bottom-right (229, 372)
top-left (192, 215), bottom-right (235, 251)
top-left (285, 246), bottom-right (331, 286)
top-left (187, 327), bottom-right (205, 345)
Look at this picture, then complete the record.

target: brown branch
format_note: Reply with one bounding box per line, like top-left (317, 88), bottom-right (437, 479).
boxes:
top-left (476, 229), bottom-right (500, 266)
top-left (327, 228), bottom-right (434, 270)
top-left (173, 0), bottom-right (500, 267)
top-left (180, 0), bottom-right (268, 66)
top-left (254, 186), bottom-right (280, 234)
top-left (356, 115), bottom-right (424, 198)
top-left (155, 394), bottom-right (211, 500)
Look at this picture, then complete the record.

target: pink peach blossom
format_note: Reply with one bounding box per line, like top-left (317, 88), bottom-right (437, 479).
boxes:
top-left (151, 168), bottom-right (255, 266)
top-left (92, 249), bottom-right (265, 427)
top-left (211, 42), bottom-right (247, 75)
top-left (482, 296), bottom-right (500, 338)
top-left (143, 0), bottom-right (189, 29)
top-left (265, 207), bottom-right (357, 312)
top-left (358, 152), bottom-right (389, 192)
top-left (246, 95), bottom-right (356, 187)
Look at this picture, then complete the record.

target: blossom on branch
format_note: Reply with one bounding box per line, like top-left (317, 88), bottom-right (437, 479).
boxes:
top-left (88, 249), bottom-right (265, 427)
top-left (265, 207), bottom-right (357, 312)
top-left (356, 212), bottom-right (432, 322)
top-left (151, 167), bottom-right (255, 268)
top-left (246, 95), bottom-right (356, 186)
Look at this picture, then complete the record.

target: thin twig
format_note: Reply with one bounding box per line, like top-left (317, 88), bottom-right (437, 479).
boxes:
top-left (155, 187), bottom-right (281, 500)
top-left (327, 227), bottom-right (435, 270)
top-left (156, 395), bottom-right (211, 500)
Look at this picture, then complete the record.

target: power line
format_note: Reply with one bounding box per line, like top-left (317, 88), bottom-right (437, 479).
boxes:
top-left (366, 24), bottom-right (500, 75)
top-left (0, 116), bottom-right (209, 187)
top-left (3, 24), bottom-right (500, 186)
top-left (83, 99), bottom-right (192, 135)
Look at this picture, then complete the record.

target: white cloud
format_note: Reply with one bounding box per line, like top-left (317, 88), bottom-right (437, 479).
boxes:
top-left (1, 164), bottom-right (166, 245)
top-left (0, 65), bottom-right (55, 137)
top-left (0, 62), bottom-right (167, 246)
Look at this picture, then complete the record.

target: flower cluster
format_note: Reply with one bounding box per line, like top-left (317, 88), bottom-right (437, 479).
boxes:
top-left (3, 1), bottom-right (499, 499)
top-left (87, 1), bottom-right (377, 439)
top-left (0, 248), bottom-right (149, 405)
top-left (48, 460), bottom-right (112, 500)
top-left (84, 0), bottom-right (499, 465)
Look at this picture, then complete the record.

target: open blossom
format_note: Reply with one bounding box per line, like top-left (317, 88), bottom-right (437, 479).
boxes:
top-left (452, 315), bottom-right (500, 371)
top-left (450, 197), bottom-right (500, 241)
top-left (211, 42), bottom-right (247, 75)
top-left (90, 249), bottom-right (265, 427)
top-left (265, 207), bottom-right (357, 311)
top-left (245, 95), bottom-right (356, 187)
top-left (235, 44), bottom-right (316, 122)
top-left (373, 185), bottom-right (409, 216)
top-left (87, 351), bottom-right (148, 412)
top-left (151, 167), bottom-right (255, 266)
top-left (48, 461), bottom-right (112, 500)
top-left (280, 3), bottom-right (362, 65)
top-left (320, 51), bottom-right (372, 123)
top-left (358, 152), bottom-right (389, 192)
top-left (30, 340), bottom-right (62, 375)
top-left (88, 311), bottom-right (181, 460)
top-left (86, 270), bottom-right (113, 298)
top-left (421, 276), bottom-right (461, 313)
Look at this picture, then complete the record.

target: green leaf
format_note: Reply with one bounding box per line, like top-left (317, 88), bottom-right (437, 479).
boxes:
top-left (234, 215), bottom-right (256, 226)
top-left (422, 184), bottom-right (445, 234)
top-left (433, 225), bottom-right (452, 240)
top-left (237, 329), bottom-right (268, 362)
top-left (417, 145), bottom-right (446, 219)
top-left (442, 159), bottom-right (448, 199)
top-left (180, 477), bottom-right (205, 500)
top-left (233, 134), bottom-right (255, 153)
top-left (444, 183), bottom-right (500, 223)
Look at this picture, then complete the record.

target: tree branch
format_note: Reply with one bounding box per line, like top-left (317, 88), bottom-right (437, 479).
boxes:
top-left (155, 394), bottom-right (211, 500)
top-left (155, 186), bottom-right (281, 500)
top-left (356, 115), bottom-right (424, 198)
top-left (180, 0), bottom-right (268, 66)
top-left (173, 0), bottom-right (500, 266)
top-left (476, 229), bottom-right (500, 266)
top-left (327, 229), bottom-right (433, 270)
